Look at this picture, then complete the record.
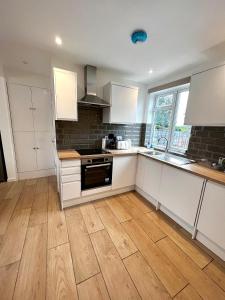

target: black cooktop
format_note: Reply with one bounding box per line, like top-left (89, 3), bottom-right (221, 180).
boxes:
top-left (76, 149), bottom-right (110, 155)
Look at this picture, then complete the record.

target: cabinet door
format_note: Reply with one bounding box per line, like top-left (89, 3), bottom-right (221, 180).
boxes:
top-left (53, 68), bottom-right (77, 121)
top-left (143, 158), bottom-right (162, 200)
top-left (8, 84), bottom-right (34, 131)
top-left (32, 87), bottom-right (52, 131)
top-left (159, 165), bottom-right (204, 226)
top-left (111, 84), bottom-right (138, 123)
top-left (13, 132), bottom-right (37, 172)
top-left (61, 181), bottom-right (81, 201)
top-left (36, 132), bottom-right (54, 170)
top-left (198, 181), bottom-right (225, 250)
top-left (136, 155), bottom-right (146, 190)
top-left (112, 156), bottom-right (137, 189)
top-left (185, 65), bottom-right (225, 125)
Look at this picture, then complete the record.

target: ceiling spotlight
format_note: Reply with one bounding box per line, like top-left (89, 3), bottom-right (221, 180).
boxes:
top-left (55, 36), bottom-right (62, 46)
top-left (148, 69), bottom-right (153, 74)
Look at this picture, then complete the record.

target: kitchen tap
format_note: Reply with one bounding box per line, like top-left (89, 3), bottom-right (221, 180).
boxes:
top-left (158, 137), bottom-right (169, 153)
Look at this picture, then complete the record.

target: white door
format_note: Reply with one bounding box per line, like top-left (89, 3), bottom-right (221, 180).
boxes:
top-left (112, 156), bottom-right (137, 189)
top-left (197, 181), bottom-right (225, 250)
top-left (136, 155), bottom-right (146, 190)
top-left (111, 84), bottom-right (138, 123)
top-left (13, 132), bottom-right (37, 172)
top-left (36, 132), bottom-right (54, 170)
top-left (32, 87), bottom-right (52, 131)
top-left (159, 165), bottom-right (204, 226)
top-left (143, 158), bottom-right (162, 200)
top-left (54, 68), bottom-right (77, 121)
top-left (8, 84), bottom-right (34, 131)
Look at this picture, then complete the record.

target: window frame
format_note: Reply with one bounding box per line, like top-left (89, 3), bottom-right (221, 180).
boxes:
top-left (149, 84), bottom-right (191, 155)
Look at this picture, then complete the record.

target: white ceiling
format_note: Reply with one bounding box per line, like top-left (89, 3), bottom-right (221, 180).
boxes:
top-left (1, 0), bottom-right (225, 84)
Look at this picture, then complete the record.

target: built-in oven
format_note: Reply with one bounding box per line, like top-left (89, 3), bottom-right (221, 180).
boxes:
top-left (81, 156), bottom-right (113, 191)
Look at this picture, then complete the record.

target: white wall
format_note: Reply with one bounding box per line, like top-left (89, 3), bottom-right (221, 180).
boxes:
top-left (0, 73), bottom-right (17, 181)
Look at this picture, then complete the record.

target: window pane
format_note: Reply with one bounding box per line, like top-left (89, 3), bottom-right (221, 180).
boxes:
top-left (156, 94), bottom-right (174, 107)
top-left (152, 109), bottom-right (173, 149)
top-left (170, 90), bottom-right (191, 152)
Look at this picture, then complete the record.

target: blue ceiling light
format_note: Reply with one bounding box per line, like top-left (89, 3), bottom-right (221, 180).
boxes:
top-left (131, 30), bottom-right (147, 44)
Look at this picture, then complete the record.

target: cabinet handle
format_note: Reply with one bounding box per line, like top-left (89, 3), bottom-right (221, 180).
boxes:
top-left (29, 107), bottom-right (36, 110)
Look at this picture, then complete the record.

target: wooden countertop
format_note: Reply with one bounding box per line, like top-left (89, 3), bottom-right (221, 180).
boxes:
top-left (57, 147), bottom-right (149, 160)
top-left (57, 148), bottom-right (225, 186)
top-left (108, 147), bottom-right (149, 156)
top-left (57, 150), bottom-right (80, 160)
top-left (139, 153), bottom-right (225, 186)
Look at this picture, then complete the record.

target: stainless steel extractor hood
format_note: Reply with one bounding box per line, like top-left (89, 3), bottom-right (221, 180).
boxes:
top-left (78, 65), bottom-right (110, 107)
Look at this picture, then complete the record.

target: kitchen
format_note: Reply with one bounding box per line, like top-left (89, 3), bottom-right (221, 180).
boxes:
top-left (0, 1), bottom-right (225, 299)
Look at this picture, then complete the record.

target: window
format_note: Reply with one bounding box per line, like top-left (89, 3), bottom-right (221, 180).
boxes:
top-left (149, 85), bottom-right (191, 154)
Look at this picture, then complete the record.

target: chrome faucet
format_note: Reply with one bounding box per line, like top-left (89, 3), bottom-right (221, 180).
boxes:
top-left (158, 137), bottom-right (169, 153)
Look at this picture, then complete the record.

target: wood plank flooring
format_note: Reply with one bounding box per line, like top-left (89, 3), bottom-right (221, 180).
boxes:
top-left (0, 177), bottom-right (225, 299)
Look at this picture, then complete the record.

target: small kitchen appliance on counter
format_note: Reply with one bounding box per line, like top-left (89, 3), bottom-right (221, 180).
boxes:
top-left (116, 139), bottom-right (132, 150)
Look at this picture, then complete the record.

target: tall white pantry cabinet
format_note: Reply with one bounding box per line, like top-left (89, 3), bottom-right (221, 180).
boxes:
top-left (8, 83), bottom-right (55, 179)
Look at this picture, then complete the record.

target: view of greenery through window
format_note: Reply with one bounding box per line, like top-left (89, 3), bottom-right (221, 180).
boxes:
top-left (150, 86), bottom-right (191, 154)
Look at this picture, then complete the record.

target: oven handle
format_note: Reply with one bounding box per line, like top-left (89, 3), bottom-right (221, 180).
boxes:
top-left (86, 163), bottom-right (111, 169)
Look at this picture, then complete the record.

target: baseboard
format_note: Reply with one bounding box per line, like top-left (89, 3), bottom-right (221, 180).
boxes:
top-left (196, 231), bottom-right (225, 261)
top-left (62, 185), bottom-right (135, 208)
top-left (7, 177), bottom-right (17, 182)
top-left (135, 186), bottom-right (157, 207)
top-left (18, 168), bottom-right (55, 180)
top-left (135, 185), bottom-right (193, 234)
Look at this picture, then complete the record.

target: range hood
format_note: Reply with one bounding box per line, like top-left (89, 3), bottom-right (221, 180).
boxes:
top-left (78, 65), bottom-right (110, 107)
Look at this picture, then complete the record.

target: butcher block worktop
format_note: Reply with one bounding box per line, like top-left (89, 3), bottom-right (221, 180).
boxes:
top-left (57, 147), bottom-right (149, 160)
top-left (57, 148), bottom-right (225, 186)
top-left (57, 149), bottom-right (80, 160)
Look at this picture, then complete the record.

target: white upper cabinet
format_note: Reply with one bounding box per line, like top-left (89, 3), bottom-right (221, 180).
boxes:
top-left (185, 64), bottom-right (225, 126)
top-left (103, 82), bottom-right (138, 123)
top-left (53, 67), bottom-right (77, 121)
top-left (8, 84), bottom-right (34, 131)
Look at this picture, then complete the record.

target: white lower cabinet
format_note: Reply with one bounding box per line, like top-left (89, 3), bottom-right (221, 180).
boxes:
top-left (136, 155), bottom-right (147, 190)
top-left (136, 155), bottom-right (163, 200)
top-left (112, 155), bottom-right (137, 189)
top-left (58, 159), bottom-right (81, 205)
top-left (159, 165), bottom-right (204, 226)
top-left (61, 181), bottom-right (81, 201)
top-left (197, 181), bottom-right (225, 252)
top-left (143, 158), bottom-right (163, 200)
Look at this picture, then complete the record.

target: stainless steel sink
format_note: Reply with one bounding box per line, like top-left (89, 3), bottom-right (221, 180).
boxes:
top-left (143, 151), bottom-right (195, 166)
top-left (145, 150), bottom-right (163, 156)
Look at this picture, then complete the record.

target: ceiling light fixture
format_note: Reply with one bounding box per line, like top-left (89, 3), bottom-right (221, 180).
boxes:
top-left (55, 36), bottom-right (62, 46)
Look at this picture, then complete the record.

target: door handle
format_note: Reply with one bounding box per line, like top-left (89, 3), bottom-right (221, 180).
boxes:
top-left (86, 163), bottom-right (111, 169)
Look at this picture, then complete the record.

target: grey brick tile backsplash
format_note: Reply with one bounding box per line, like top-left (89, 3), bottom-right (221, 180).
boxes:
top-left (187, 126), bottom-right (225, 162)
top-left (56, 107), bottom-right (146, 150)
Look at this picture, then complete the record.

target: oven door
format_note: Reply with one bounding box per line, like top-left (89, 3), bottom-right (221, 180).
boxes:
top-left (81, 162), bottom-right (112, 190)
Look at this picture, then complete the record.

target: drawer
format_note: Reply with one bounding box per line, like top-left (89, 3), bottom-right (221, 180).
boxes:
top-left (61, 174), bottom-right (80, 183)
top-left (61, 166), bottom-right (80, 175)
top-left (61, 159), bottom-right (81, 168)
top-left (61, 181), bottom-right (81, 201)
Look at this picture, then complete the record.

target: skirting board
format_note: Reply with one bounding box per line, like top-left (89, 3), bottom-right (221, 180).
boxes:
top-left (62, 185), bottom-right (135, 208)
top-left (18, 168), bottom-right (55, 180)
top-left (135, 186), bottom-right (157, 207)
top-left (135, 185), bottom-right (193, 235)
top-left (196, 231), bottom-right (225, 261)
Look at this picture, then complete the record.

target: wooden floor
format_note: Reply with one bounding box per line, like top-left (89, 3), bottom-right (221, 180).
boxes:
top-left (0, 177), bottom-right (225, 300)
